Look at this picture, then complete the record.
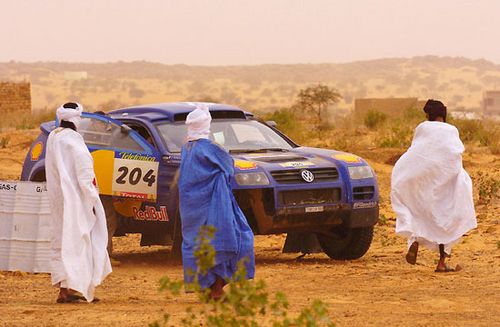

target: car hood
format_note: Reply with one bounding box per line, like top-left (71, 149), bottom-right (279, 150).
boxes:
top-left (231, 147), bottom-right (344, 171)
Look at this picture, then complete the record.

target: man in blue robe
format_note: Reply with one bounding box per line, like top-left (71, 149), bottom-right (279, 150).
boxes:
top-left (179, 104), bottom-right (255, 300)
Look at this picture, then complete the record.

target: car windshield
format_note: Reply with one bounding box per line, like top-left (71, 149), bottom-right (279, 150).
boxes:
top-left (156, 119), bottom-right (294, 153)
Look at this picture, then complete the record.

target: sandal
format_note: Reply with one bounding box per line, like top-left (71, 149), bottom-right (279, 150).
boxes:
top-left (435, 264), bottom-right (462, 273)
top-left (56, 294), bottom-right (100, 303)
top-left (435, 266), bottom-right (455, 273)
top-left (405, 241), bottom-right (419, 265)
top-left (56, 294), bottom-right (86, 303)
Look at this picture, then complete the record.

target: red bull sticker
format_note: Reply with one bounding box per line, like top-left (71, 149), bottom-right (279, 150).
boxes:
top-left (132, 206), bottom-right (169, 221)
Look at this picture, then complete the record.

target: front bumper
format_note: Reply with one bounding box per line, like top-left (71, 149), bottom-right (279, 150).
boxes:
top-left (233, 188), bottom-right (379, 234)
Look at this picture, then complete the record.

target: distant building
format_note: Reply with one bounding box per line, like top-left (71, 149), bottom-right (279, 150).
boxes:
top-left (64, 71), bottom-right (88, 80)
top-left (482, 90), bottom-right (500, 117)
top-left (449, 111), bottom-right (481, 120)
top-left (0, 81), bottom-right (31, 113)
top-left (354, 97), bottom-right (426, 118)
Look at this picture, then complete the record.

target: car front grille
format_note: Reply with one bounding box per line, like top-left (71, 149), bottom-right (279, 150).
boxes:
top-left (270, 168), bottom-right (339, 184)
top-left (353, 186), bottom-right (375, 200)
top-left (278, 188), bottom-right (341, 206)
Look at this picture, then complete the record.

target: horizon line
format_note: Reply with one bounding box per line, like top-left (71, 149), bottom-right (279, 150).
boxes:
top-left (0, 55), bottom-right (498, 67)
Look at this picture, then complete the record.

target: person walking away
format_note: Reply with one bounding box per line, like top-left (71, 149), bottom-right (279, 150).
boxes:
top-left (46, 102), bottom-right (112, 303)
top-left (391, 99), bottom-right (477, 272)
top-left (178, 104), bottom-right (255, 300)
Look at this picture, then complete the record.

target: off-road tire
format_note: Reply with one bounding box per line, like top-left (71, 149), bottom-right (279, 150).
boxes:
top-left (316, 226), bottom-right (374, 260)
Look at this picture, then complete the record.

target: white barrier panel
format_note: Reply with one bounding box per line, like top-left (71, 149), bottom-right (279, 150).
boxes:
top-left (0, 181), bottom-right (51, 273)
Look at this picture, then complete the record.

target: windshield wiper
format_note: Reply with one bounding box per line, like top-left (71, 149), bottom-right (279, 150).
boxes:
top-left (229, 148), bottom-right (288, 154)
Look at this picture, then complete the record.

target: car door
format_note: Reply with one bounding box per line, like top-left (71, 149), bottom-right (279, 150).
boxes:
top-left (78, 113), bottom-right (161, 203)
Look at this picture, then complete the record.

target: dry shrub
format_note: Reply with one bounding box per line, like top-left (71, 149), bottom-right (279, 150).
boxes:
top-left (0, 135), bottom-right (10, 148)
top-left (1, 110), bottom-right (56, 131)
top-left (473, 171), bottom-right (500, 206)
top-left (364, 110), bottom-right (387, 130)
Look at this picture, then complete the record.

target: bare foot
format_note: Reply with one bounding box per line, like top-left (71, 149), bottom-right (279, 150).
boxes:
top-left (209, 277), bottom-right (226, 301)
top-left (435, 259), bottom-right (456, 273)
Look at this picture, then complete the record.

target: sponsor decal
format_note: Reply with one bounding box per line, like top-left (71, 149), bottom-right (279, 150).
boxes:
top-left (118, 152), bottom-right (156, 162)
top-left (279, 161), bottom-right (315, 168)
top-left (234, 159), bottom-right (257, 170)
top-left (0, 183), bottom-right (17, 192)
top-left (333, 153), bottom-right (361, 163)
top-left (112, 158), bottom-right (159, 200)
top-left (117, 191), bottom-right (149, 200)
top-left (132, 206), bottom-right (169, 222)
top-left (353, 201), bottom-right (377, 209)
top-left (30, 142), bottom-right (43, 161)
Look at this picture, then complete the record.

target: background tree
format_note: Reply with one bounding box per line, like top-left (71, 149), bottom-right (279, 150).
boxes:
top-left (295, 84), bottom-right (342, 131)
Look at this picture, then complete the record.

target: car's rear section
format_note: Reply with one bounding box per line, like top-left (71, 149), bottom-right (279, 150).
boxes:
top-left (21, 121), bottom-right (55, 182)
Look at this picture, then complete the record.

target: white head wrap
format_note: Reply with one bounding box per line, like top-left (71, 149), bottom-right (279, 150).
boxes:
top-left (186, 104), bottom-right (211, 141)
top-left (56, 102), bottom-right (84, 130)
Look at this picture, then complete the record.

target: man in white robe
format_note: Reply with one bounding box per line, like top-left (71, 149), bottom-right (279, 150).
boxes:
top-left (46, 102), bottom-right (112, 302)
top-left (391, 99), bottom-right (477, 272)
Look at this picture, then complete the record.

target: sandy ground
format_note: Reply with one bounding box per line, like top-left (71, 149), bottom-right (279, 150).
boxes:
top-left (0, 130), bottom-right (499, 326)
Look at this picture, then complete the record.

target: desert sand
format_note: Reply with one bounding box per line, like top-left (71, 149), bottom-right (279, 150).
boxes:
top-left (0, 129), bottom-right (498, 326)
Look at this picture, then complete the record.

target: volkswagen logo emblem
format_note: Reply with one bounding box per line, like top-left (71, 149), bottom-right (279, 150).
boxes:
top-left (300, 169), bottom-right (314, 183)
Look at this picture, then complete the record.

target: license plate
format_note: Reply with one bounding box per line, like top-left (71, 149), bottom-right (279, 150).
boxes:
top-left (305, 206), bottom-right (324, 213)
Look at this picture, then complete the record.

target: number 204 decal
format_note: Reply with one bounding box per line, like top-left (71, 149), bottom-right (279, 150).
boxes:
top-left (116, 166), bottom-right (156, 186)
top-left (112, 158), bottom-right (159, 200)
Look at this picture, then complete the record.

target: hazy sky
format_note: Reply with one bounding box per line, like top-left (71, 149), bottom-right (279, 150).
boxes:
top-left (1, 0), bottom-right (499, 65)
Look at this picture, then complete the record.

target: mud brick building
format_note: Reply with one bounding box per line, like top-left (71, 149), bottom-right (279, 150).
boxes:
top-left (0, 81), bottom-right (32, 114)
top-left (482, 90), bottom-right (500, 117)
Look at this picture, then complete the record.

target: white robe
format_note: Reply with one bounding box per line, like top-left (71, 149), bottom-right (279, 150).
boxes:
top-left (46, 127), bottom-right (112, 302)
top-left (391, 121), bottom-right (477, 254)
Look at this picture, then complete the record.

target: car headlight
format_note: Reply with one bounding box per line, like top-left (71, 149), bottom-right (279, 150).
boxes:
top-left (348, 166), bottom-right (374, 179)
top-left (235, 172), bottom-right (270, 186)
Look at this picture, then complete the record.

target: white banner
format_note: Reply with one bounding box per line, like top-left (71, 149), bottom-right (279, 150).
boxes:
top-left (0, 181), bottom-right (51, 273)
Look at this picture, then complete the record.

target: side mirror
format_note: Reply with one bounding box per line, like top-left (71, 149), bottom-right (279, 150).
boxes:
top-left (266, 120), bottom-right (277, 128)
top-left (120, 124), bottom-right (132, 134)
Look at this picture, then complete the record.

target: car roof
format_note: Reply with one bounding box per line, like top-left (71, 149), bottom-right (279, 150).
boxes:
top-left (108, 102), bottom-right (253, 122)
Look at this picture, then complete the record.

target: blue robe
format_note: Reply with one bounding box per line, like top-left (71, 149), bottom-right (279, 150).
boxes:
top-left (179, 138), bottom-right (255, 289)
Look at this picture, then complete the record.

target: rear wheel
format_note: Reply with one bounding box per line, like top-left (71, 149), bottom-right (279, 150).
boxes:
top-left (30, 171), bottom-right (46, 182)
top-left (316, 225), bottom-right (374, 260)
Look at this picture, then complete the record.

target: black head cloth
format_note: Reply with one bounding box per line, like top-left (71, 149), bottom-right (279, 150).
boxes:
top-left (423, 99), bottom-right (447, 122)
top-left (63, 102), bottom-right (79, 110)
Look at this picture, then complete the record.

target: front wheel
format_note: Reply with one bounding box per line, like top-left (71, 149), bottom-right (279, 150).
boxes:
top-left (316, 225), bottom-right (374, 260)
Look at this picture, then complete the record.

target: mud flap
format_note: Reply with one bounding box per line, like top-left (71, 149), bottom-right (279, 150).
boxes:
top-left (282, 232), bottom-right (323, 254)
top-left (170, 209), bottom-right (183, 262)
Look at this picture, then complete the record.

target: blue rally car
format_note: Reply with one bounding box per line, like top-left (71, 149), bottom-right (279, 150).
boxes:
top-left (21, 102), bottom-right (379, 260)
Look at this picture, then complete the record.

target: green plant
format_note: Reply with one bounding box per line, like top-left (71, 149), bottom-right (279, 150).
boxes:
top-left (151, 225), bottom-right (336, 327)
top-left (377, 124), bottom-right (412, 148)
top-left (364, 110), bottom-right (387, 130)
top-left (295, 84), bottom-right (342, 136)
top-left (378, 214), bottom-right (388, 226)
top-left (262, 107), bottom-right (307, 143)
